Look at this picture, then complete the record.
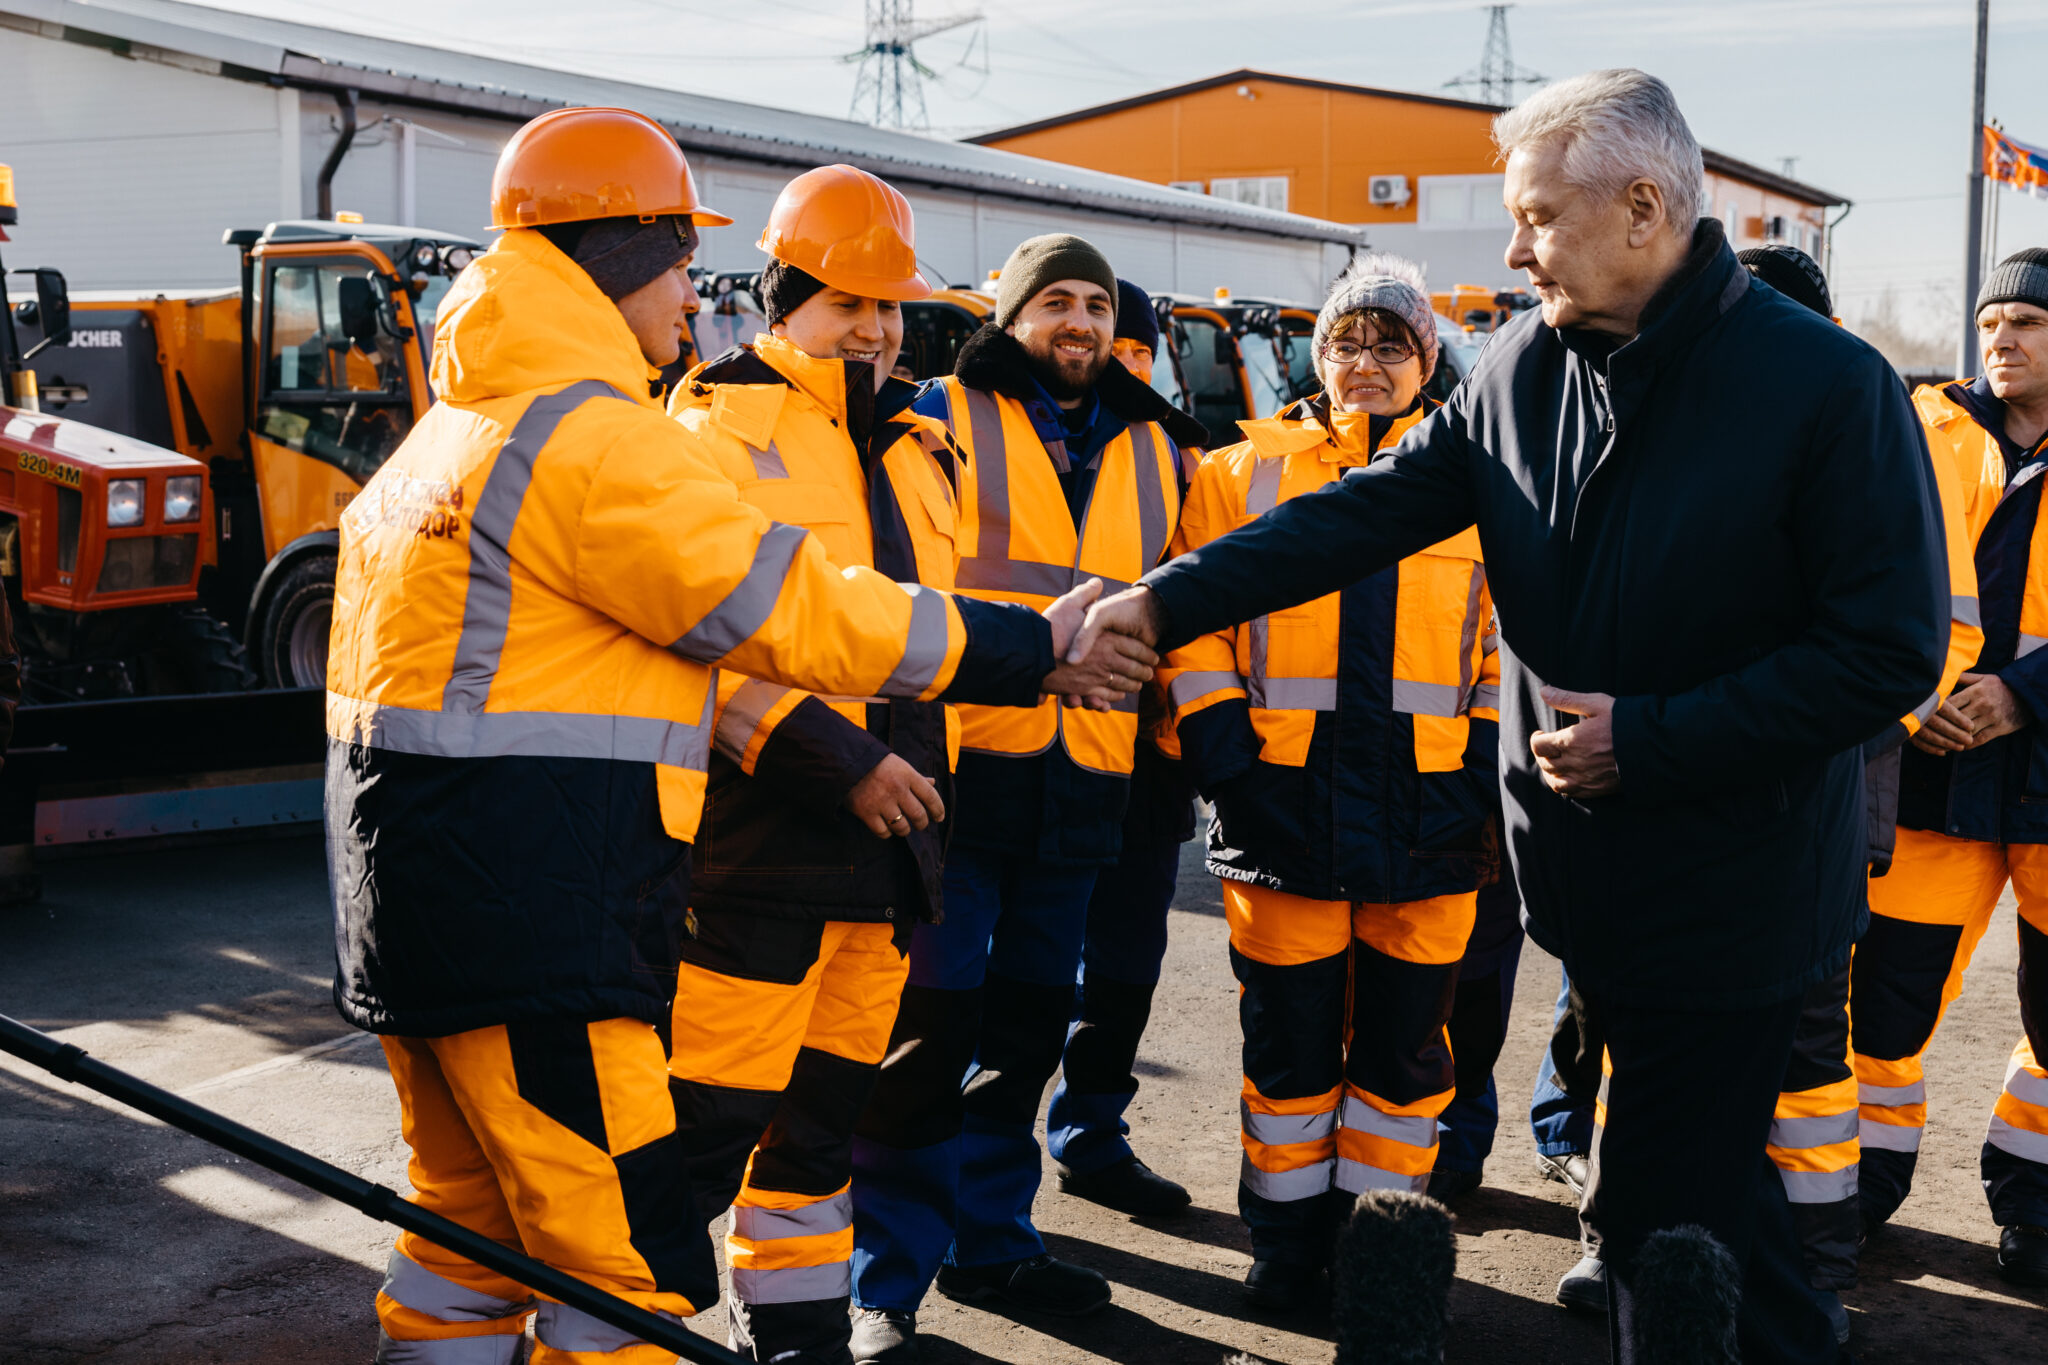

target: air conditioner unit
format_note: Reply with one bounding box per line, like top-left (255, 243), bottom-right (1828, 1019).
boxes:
top-left (1368, 175), bottom-right (1411, 207)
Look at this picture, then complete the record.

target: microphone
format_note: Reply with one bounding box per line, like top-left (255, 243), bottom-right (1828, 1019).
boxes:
top-left (1629, 1224), bottom-right (1742, 1365)
top-left (1332, 1189), bottom-right (1457, 1365)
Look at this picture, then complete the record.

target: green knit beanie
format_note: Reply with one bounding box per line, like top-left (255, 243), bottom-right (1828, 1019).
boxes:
top-left (995, 234), bottom-right (1119, 328)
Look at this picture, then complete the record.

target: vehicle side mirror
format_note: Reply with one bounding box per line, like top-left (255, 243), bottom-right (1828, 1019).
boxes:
top-left (19, 268), bottom-right (71, 359)
top-left (337, 277), bottom-right (379, 350)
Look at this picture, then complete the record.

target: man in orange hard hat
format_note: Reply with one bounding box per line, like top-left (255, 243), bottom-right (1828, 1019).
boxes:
top-left (662, 163), bottom-right (967, 1365)
top-left (326, 110), bottom-right (1154, 1365)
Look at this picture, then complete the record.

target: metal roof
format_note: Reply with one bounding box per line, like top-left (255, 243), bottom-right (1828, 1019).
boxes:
top-left (0, 0), bottom-right (1367, 246)
top-left (973, 68), bottom-right (1852, 210)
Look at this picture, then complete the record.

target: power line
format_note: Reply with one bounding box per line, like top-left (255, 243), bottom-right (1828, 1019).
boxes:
top-left (845, 0), bottom-right (986, 130)
top-left (1444, 4), bottom-right (1543, 106)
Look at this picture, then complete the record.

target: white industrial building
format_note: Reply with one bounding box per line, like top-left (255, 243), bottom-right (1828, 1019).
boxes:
top-left (0, 0), bottom-right (1364, 300)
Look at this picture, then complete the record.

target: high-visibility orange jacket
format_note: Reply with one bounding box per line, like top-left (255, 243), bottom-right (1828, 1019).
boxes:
top-left (325, 229), bottom-right (1051, 1036)
top-left (1162, 396), bottom-right (1499, 902)
top-left (911, 326), bottom-right (1194, 864)
top-left (671, 335), bottom-right (987, 925)
top-left (1899, 378), bottom-right (2048, 845)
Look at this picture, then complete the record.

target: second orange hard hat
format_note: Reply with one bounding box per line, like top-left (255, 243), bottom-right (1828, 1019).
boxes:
top-left (758, 165), bottom-right (931, 301)
top-left (491, 106), bottom-right (732, 231)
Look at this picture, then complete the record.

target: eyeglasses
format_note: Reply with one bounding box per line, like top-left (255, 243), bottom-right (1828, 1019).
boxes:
top-left (1320, 338), bottom-right (1417, 367)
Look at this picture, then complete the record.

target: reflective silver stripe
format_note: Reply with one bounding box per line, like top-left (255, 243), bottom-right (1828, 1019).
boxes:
top-left (1169, 670), bottom-right (1246, 708)
top-left (1987, 1115), bottom-right (2048, 1163)
top-left (1456, 562), bottom-right (1485, 704)
top-left (333, 695), bottom-right (712, 770)
top-left (1129, 421), bottom-right (1170, 568)
top-left (1911, 689), bottom-right (1942, 725)
top-left (1858, 1117), bottom-right (1923, 1152)
top-left (374, 1329), bottom-right (522, 1364)
top-left (1244, 456), bottom-right (1286, 709)
top-left (1340, 1094), bottom-right (1438, 1148)
top-left (715, 679), bottom-right (793, 762)
top-left (1334, 1158), bottom-right (1430, 1195)
top-left (1258, 676), bottom-right (1338, 711)
top-left (730, 1192), bottom-right (852, 1244)
top-left (1482, 632), bottom-right (1499, 656)
top-left (2004, 1060), bottom-right (2048, 1109)
top-left (1246, 454), bottom-right (1285, 516)
top-left (380, 1250), bottom-right (530, 1321)
top-left (2022, 633), bottom-right (2048, 659)
top-left (1770, 1111), bottom-right (1860, 1150)
top-left (729, 1262), bottom-right (852, 1306)
top-left (878, 583), bottom-right (951, 698)
top-left (535, 1302), bottom-right (683, 1353)
top-left (1779, 1164), bottom-right (1858, 1205)
top-left (955, 557), bottom-right (1100, 598)
top-left (960, 385), bottom-right (1011, 561)
top-left (444, 379), bottom-right (631, 713)
top-left (1953, 593), bottom-right (1982, 628)
top-left (1858, 1079), bottom-right (1925, 1107)
top-left (1239, 1152), bottom-right (1333, 1202)
top-left (1241, 1099), bottom-right (1337, 1147)
top-left (1471, 684), bottom-right (1501, 711)
top-left (669, 521), bottom-right (810, 663)
top-left (1390, 678), bottom-right (1465, 718)
top-left (745, 440), bottom-right (789, 480)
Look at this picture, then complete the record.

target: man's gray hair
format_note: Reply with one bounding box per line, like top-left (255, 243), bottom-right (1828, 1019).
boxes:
top-left (1492, 69), bottom-right (1705, 232)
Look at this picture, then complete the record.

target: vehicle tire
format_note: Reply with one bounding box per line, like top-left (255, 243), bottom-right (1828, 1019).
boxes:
top-left (168, 606), bottom-right (259, 693)
top-left (254, 552), bottom-right (337, 689)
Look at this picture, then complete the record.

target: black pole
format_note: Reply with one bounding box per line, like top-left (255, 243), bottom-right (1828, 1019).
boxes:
top-left (316, 90), bottom-right (361, 222)
top-left (1960, 0), bottom-right (1990, 379)
top-left (0, 1013), bottom-right (746, 1365)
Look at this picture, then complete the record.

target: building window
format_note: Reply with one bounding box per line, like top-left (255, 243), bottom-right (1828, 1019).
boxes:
top-left (1415, 175), bottom-right (1508, 230)
top-left (1209, 176), bottom-right (1289, 213)
top-left (1723, 200), bottom-right (1741, 243)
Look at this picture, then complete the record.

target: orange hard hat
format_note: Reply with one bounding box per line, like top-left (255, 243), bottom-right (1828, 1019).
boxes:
top-left (758, 164), bottom-right (930, 301)
top-left (490, 106), bottom-right (732, 230)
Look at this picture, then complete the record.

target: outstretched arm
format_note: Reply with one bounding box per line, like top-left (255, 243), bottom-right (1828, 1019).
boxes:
top-left (1067, 403), bottom-right (1481, 662)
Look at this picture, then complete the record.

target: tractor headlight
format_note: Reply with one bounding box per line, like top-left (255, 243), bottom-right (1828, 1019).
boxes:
top-left (164, 475), bottom-right (202, 523)
top-left (108, 479), bottom-right (145, 527)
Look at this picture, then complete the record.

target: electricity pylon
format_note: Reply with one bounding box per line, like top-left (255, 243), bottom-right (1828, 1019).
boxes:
top-left (1444, 5), bottom-right (1545, 108)
top-left (845, 0), bottom-right (983, 131)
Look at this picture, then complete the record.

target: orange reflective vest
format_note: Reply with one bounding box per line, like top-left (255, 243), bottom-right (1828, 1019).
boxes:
top-left (1910, 382), bottom-right (1998, 703)
top-left (1162, 400), bottom-right (1498, 774)
top-left (935, 375), bottom-right (1181, 776)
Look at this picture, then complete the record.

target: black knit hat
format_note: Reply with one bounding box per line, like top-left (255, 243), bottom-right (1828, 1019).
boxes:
top-left (537, 213), bottom-right (698, 302)
top-left (1737, 245), bottom-right (1832, 319)
top-left (1114, 278), bottom-right (1160, 354)
top-left (1978, 248), bottom-right (2048, 316)
top-left (994, 234), bottom-right (1118, 329)
top-left (759, 259), bottom-right (828, 326)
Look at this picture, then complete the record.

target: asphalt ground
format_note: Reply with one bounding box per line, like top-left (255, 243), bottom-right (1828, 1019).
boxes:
top-left (1, 834), bottom-right (2042, 1362)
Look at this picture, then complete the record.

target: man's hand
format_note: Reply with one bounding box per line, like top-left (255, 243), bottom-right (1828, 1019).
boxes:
top-left (1041, 578), bottom-right (1158, 711)
top-left (1910, 696), bottom-right (1976, 755)
top-left (1063, 585), bottom-right (1168, 672)
top-left (1531, 687), bottom-right (1620, 799)
top-left (844, 753), bottom-right (945, 839)
top-left (1951, 671), bottom-right (2033, 747)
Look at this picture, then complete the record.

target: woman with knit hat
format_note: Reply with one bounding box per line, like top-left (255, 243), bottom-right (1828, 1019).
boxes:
top-left (1156, 253), bottom-right (1500, 1309)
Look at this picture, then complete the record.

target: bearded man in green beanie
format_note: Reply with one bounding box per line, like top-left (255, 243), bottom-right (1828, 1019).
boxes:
top-left (847, 234), bottom-right (1208, 1362)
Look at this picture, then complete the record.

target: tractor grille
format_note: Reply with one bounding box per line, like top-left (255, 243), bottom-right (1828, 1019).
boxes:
top-left (95, 534), bottom-right (198, 593)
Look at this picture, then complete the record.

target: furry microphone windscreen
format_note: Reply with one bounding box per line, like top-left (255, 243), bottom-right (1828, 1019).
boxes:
top-left (1332, 1190), bottom-right (1457, 1365)
top-left (1630, 1225), bottom-right (1742, 1365)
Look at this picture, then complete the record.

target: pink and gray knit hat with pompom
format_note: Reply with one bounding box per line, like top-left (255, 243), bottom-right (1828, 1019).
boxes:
top-left (1314, 253), bottom-right (1438, 381)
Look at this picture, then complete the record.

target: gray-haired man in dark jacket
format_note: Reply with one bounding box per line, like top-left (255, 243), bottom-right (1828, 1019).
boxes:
top-left (1069, 69), bottom-right (1946, 1365)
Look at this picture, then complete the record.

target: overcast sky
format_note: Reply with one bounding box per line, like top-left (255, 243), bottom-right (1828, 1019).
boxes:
top-left (210, 0), bottom-right (2048, 347)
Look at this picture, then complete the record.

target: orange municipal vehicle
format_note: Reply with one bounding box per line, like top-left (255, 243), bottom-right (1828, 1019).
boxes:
top-left (16, 217), bottom-right (483, 688)
top-left (1431, 283), bottom-right (1537, 335)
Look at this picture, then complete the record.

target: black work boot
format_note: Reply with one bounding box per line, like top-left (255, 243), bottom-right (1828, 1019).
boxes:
top-left (1426, 1166), bottom-right (1483, 1202)
top-left (1998, 1224), bottom-right (2048, 1286)
top-left (1556, 1254), bottom-right (1608, 1314)
top-left (935, 1253), bottom-right (1111, 1316)
top-left (848, 1308), bottom-right (917, 1365)
top-left (1244, 1258), bottom-right (1328, 1312)
top-left (1535, 1151), bottom-right (1590, 1200)
top-left (1058, 1155), bottom-right (1192, 1217)
top-left (729, 1295), bottom-right (854, 1364)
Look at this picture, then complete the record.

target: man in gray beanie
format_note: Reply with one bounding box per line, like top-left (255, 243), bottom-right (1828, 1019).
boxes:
top-left (1849, 245), bottom-right (2048, 1290)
